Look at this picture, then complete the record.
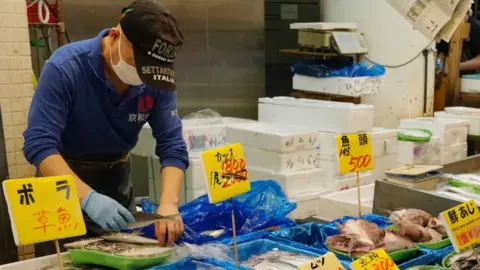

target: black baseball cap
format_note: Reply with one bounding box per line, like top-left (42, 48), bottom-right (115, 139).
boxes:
top-left (120, 0), bottom-right (183, 90)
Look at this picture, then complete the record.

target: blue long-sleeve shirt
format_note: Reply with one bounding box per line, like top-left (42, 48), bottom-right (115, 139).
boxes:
top-left (23, 29), bottom-right (189, 171)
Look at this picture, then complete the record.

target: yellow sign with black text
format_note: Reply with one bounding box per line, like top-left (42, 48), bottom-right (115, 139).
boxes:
top-left (335, 133), bottom-right (375, 175)
top-left (440, 199), bottom-right (480, 253)
top-left (350, 249), bottom-right (399, 270)
top-left (201, 143), bottom-right (251, 203)
top-left (2, 175), bottom-right (86, 245)
top-left (297, 252), bottom-right (345, 270)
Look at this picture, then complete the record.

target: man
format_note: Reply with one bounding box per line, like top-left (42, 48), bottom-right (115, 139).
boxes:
top-left (22, 0), bottom-right (188, 256)
top-left (459, 18), bottom-right (480, 73)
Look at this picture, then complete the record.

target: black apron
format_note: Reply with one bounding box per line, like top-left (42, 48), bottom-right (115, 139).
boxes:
top-left (34, 153), bottom-right (135, 257)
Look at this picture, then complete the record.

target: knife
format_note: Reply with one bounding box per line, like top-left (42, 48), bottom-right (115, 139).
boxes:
top-left (127, 212), bottom-right (166, 229)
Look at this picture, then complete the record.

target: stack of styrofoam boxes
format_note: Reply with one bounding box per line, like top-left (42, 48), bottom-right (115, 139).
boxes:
top-left (371, 128), bottom-right (399, 181)
top-left (132, 117), bottom-right (256, 204)
top-left (258, 97), bottom-right (376, 218)
top-left (226, 122), bottom-right (328, 219)
top-left (435, 107), bottom-right (480, 136)
top-left (397, 117), bottom-right (469, 165)
top-left (316, 127), bottom-right (397, 190)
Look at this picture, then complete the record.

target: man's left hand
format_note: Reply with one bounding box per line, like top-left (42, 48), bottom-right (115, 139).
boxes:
top-left (155, 203), bottom-right (184, 246)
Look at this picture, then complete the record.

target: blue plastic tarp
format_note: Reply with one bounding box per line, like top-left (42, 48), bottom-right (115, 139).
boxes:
top-left (292, 60), bottom-right (386, 78)
top-left (136, 180), bottom-right (296, 245)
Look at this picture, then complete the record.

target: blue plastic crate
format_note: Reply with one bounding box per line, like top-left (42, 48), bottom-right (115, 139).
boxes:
top-left (206, 239), bottom-right (351, 270)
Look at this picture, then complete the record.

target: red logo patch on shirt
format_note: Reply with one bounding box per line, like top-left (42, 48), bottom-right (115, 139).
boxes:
top-left (139, 96), bottom-right (154, 113)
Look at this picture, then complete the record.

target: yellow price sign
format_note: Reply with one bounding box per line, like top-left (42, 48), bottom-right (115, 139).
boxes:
top-left (2, 175), bottom-right (87, 245)
top-left (350, 249), bottom-right (399, 270)
top-left (440, 200), bottom-right (480, 253)
top-left (297, 252), bottom-right (345, 270)
top-left (335, 133), bottom-right (375, 175)
top-left (201, 143), bottom-right (251, 204)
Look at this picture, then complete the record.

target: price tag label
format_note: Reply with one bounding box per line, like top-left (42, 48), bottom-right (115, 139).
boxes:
top-left (335, 133), bottom-right (375, 175)
top-left (2, 175), bottom-right (87, 245)
top-left (440, 200), bottom-right (480, 252)
top-left (201, 143), bottom-right (251, 203)
top-left (350, 249), bottom-right (399, 270)
top-left (297, 252), bottom-right (345, 270)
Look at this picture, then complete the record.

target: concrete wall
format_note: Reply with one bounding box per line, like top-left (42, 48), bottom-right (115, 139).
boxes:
top-left (30, 0), bottom-right (265, 120)
top-left (323, 0), bottom-right (435, 128)
top-left (0, 1), bottom-right (35, 178)
top-left (0, 0), bottom-right (36, 260)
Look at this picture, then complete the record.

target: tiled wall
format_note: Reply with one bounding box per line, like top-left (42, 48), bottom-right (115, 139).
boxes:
top-left (0, 0), bottom-right (36, 261)
top-left (0, 0), bottom-right (36, 179)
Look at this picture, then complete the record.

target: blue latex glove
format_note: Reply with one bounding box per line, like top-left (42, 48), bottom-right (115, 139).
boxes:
top-left (81, 190), bottom-right (135, 231)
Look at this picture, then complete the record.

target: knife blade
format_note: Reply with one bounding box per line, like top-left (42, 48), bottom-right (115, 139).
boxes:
top-left (127, 212), bottom-right (165, 229)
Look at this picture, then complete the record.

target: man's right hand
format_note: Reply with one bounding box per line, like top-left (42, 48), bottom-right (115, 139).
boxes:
top-left (81, 190), bottom-right (135, 231)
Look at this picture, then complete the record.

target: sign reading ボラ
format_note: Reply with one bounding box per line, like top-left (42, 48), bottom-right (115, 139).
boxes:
top-left (2, 175), bottom-right (86, 245)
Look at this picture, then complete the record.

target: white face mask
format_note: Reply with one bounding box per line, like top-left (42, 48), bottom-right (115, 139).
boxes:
top-left (110, 35), bottom-right (143, 86)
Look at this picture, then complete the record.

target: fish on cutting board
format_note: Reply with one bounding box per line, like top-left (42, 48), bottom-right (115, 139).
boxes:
top-left (101, 232), bottom-right (159, 245)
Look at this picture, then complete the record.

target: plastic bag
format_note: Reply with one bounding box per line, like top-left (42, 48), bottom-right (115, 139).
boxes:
top-left (138, 180), bottom-right (297, 245)
top-left (182, 108), bottom-right (223, 125)
top-left (292, 60), bottom-right (385, 78)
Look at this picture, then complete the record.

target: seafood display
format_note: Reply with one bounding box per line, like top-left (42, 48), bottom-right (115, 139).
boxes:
top-left (243, 251), bottom-right (316, 270)
top-left (100, 232), bottom-right (159, 245)
top-left (445, 248), bottom-right (480, 269)
top-left (325, 219), bottom-right (415, 257)
top-left (64, 234), bottom-right (173, 258)
top-left (388, 209), bottom-right (448, 243)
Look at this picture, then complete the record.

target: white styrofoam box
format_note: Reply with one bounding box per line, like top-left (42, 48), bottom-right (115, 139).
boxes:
top-left (185, 158), bottom-right (205, 190)
top-left (244, 146), bottom-right (319, 173)
top-left (288, 191), bottom-right (329, 219)
top-left (318, 155), bottom-right (369, 180)
top-left (133, 117), bottom-right (256, 157)
top-left (185, 188), bottom-right (206, 202)
top-left (325, 171), bottom-right (374, 192)
top-left (293, 74), bottom-right (381, 97)
top-left (396, 141), bottom-right (429, 165)
top-left (290, 22), bottom-right (358, 30)
top-left (428, 142), bottom-right (468, 165)
top-left (435, 111), bottom-right (480, 136)
top-left (461, 77), bottom-right (480, 93)
top-left (444, 106), bottom-right (480, 116)
top-left (0, 252), bottom-right (71, 270)
top-left (258, 97), bottom-right (374, 133)
top-left (372, 127), bottom-right (398, 157)
top-left (248, 167), bottom-right (325, 197)
top-left (226, 122), bottom-right (321, 153)
top-left (316, 184), bottom-right (375, 222)
top-left (398, 117), bottom-right (469, 146)
top-left (372, 154), bottom-right (398, 181)
top-left (317, 128), bottom-right (397, 159)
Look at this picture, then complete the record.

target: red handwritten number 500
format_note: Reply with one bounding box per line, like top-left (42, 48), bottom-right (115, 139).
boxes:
top-left (349, 154), bottom-right (371, 172)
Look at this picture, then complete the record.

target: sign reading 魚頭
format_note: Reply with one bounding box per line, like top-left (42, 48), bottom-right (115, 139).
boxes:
top-left (335, 133), bottom-right (375, 175)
